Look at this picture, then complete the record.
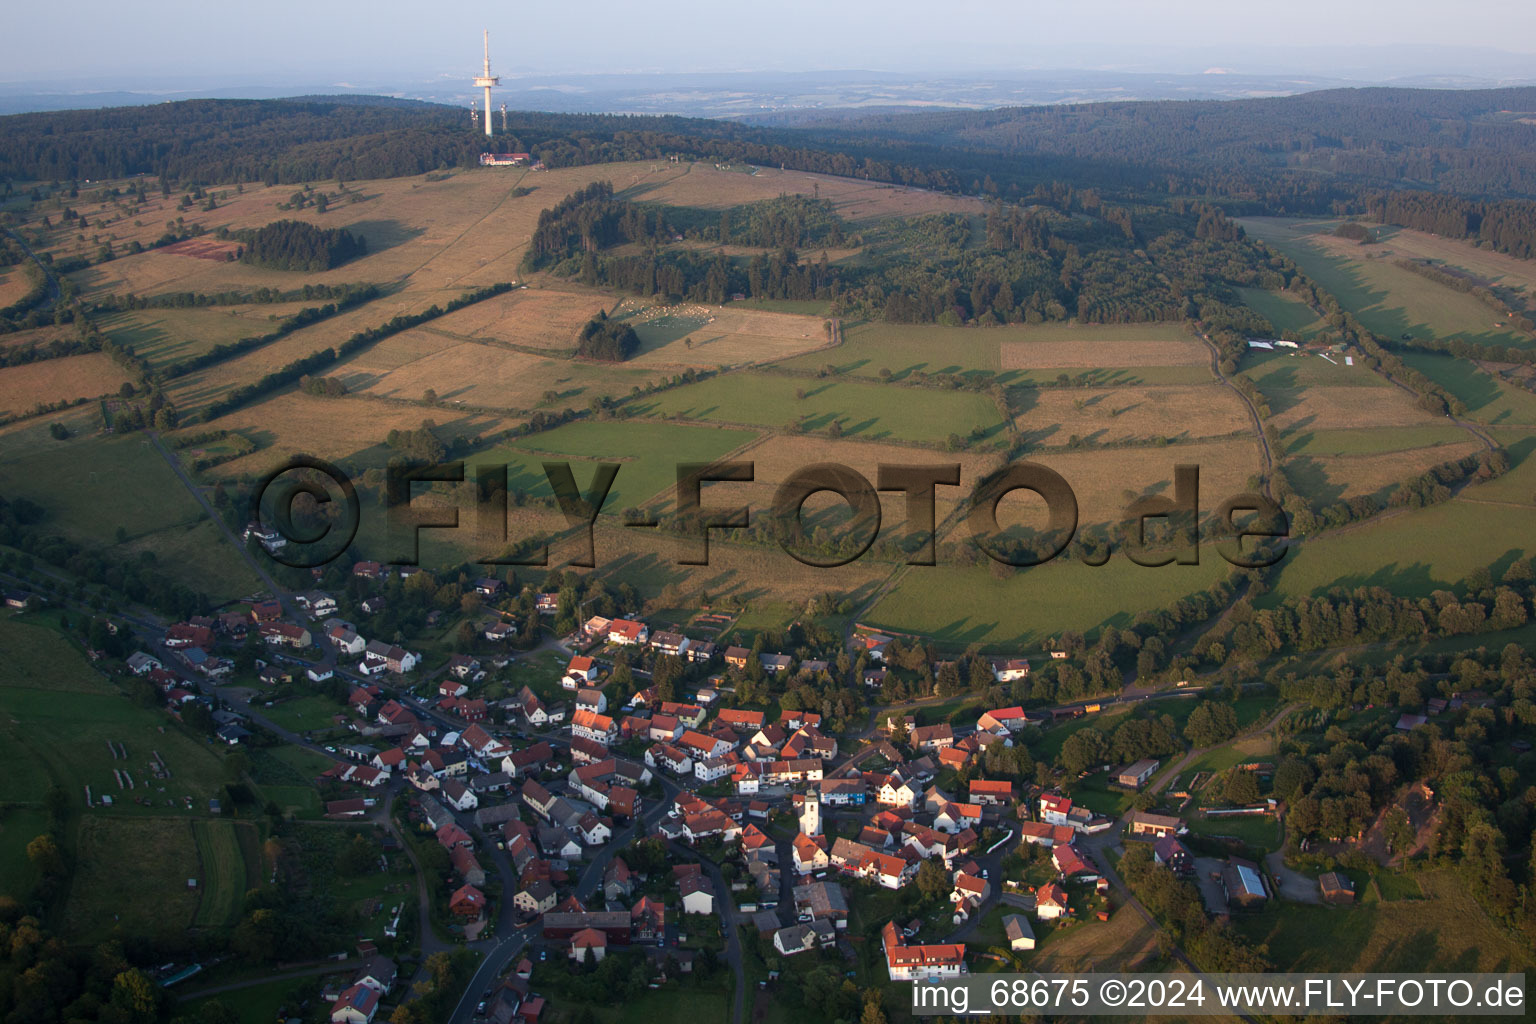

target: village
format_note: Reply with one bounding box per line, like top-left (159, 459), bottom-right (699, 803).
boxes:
top-left (72, 544), bottom-right (1368, 1024)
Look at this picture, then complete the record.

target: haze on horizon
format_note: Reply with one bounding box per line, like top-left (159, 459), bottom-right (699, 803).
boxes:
top-left (4, 0), bottom-right (1536, 88)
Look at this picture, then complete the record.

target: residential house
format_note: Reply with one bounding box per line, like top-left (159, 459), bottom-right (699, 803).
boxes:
top-left (514, 880), bottom-right (557, 915)
top-left (649, 632), bottom-right (689, 658)
top-left (330, 984), bottom-right (381, 1024)
top-left (569, 928), bottom-right (607, 963)
top-left (1153, 835), bottom-right (1194, 874)
top-left (679, 873), bottom-right (716, 915)
top-left (773, 924), bottom-right (817, 956)
top-left (449, 884), bottom-right (487, 919)
top-left (1035, 882), bottom-right (1069, 920)
top-left (910, 724), bottom-right (954, 751)
top-left (880, 921), bottom-right (965, 982)
top-left (990, 658), bottom-right (1030, 682)
top-left (607, 619), bottom-right (648, 646)
top-left (969, 779), bottom-right (1015, 805)
top-left (1003, 914), bottom-right (1036, 951)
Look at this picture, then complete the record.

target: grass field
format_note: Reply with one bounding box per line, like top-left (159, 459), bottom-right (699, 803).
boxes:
top-left (1282, 441), bottom-right (1484, 504)
top-left (1240, 218), bottom-right (1536, 351)
top-left (96, 307), bottom-right (288, 371)
top-left (619, 302), bottom-right (832, 368)
top-left (0, 805), bottom-right (51, 899)
top-left (1236, 286), bottom-right (1326, 338)
top-left (344, 333), bottom-right (656, 411)
top-left (1239, 347), bottom-right (1389, 390)
top-left (1398, 351), bottom-right (1536, 426)
top-left (1263, 498), bottom-right (1532, 603)
top-left (0, 353), bottom-right (135, 419)
top-left (632, 160), bottom-right (985, 222)
top-left (630, 371), bottom-right (1007, 445)
top-left (1283, 425), bottom-right (1470, 456)
top-left (0, 619), bottom-right (231, 814)
top-left (63, 816), bottom-right (201, 943)
top-left (0, 432), bottom-right (264, 598)
top-left (198, 392), bottom-right (518, 479)
top-left (487, 418), bottom-right (763, 511)
top-left (192, 819), bottom-right (251, 928)
top-left (867, 554), bottom-right (1238, 648)
top-left (1236, 868), bottom-right (1533, 979)
top-left (1012, 384), bottom-right (1249, 448)
top-left (430, 284), bottom-right (615, 350)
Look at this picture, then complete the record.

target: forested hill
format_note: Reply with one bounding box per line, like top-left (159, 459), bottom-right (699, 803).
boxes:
top-left (773, 86), bottom-right (1536, 199)
top-left (3, 87), bottom-right (1536, 206)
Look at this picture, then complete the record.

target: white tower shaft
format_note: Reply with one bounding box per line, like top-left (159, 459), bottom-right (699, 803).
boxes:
top-left (473, 29), bottom-right (500, 138)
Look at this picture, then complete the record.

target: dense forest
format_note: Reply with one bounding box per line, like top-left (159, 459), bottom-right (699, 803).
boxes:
top-left (3, 87), bottom-right (1536, 221)
top-left (236, 219), bottom-right (367, 271)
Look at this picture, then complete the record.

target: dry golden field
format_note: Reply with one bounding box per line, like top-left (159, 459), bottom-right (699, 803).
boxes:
top-left (344, 338), bottom-right (655, 411)
top-left (631, 162), bottom-right (986, 222)
top-left (1001, 336), bottom-right (1208, 370)
top-left (1241, 216), bottom-right (1536, 300)
top-left (622, 302), bottom-right (834, 368)
top-left (1267, 384), bottom-right (1446, 433)
top-left (1014, 384), bottom-right (1250, 446)
top-left (982, 437), bottom-right (1263, 533)
top-left (653, 431), bottom-right (1007, 529)
top-left (61, 162), bottom-right (685, 300)
top-left (430, 285), bottom-right (615, 350)
top-left (0, 323), bottom-right (75, 352)
top-left (0, 354), bottom-right (135, 418)
top-left (1286, 441), bottom-right (1485, 502)
top-left (0, 268), bottom-right (35, 308)
top-left (193, 392), bottom-right (519, 478)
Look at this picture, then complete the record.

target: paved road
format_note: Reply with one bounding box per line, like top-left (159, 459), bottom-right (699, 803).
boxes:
top-left (667, 839), bottom-right (746, 1024)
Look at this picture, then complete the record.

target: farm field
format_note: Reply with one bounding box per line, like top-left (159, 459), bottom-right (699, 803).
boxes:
top-left (992, 437), bottom-right (1261, 530)
top-left (630, 371), bottom-right (1008, 445)
top-left (781, 320), bottom-right (1210, 386)
top-left (196, 392), bottom-right (518, 479)
top-left (1238, 218), bottom-right (1535, 350)
top-left (191, 819), bottom-right (254, 928)
top-left (485, 418), bottom-right (762, 512)
top-left (1282, 441), bottom-right (1485, 503)
top-left (1235, 868), bottom-right (1534, 977)
top-left (619, 302), bottom-right (832, 368)
top-left (63, 816), bottom-right (201, 943)
top-left (429, 284), bottom-right (614, 350)
top-left (692, 432), bottom-right (1004, 529)
top-left (343, 333), bottom-right (655, 411)
top-left (0, 805), bottom-right (51, 899)
top-left (1282, 425), bottom-right (1470, 457)
top-left (632, 161), bottom-right (985, 222)
top-left (1236, 286), bottom-right (1326, 338)
top-left (1398, 351), bottom-right (1536, 426)
top-left (1239, 347), bottom-right (1388, 390)
top-left (120, 519), bottom-right (266, 603)
top-left (1012, 383), bottom-right (1250, 448)
top-left (0, 266), bottom-right (37, 307)
top-left (865, 554), bottom-right (1237, 648)
top-left (0, 619), bottom-right (232, 814)
top-left (1265, 384), bottom-right (1445, 433)
top-left (1262, 498), bottom-right (1532, 603)
top-left (1243, 217), bottom-right (1536, 318)
top-left (0, 353), bottom-right (135, 419)
top-left (95, 307), bottom-right (289, 371)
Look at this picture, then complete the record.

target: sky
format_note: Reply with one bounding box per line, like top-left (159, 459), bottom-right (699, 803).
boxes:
top-left (4, 0), bottom-right (1536, 85)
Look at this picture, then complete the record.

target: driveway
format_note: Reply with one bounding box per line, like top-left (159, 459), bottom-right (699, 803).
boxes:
top-left (1264, 851), bottom-right (1320, 903)
top-left (1192, 857), bottom-right (1228, 914)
